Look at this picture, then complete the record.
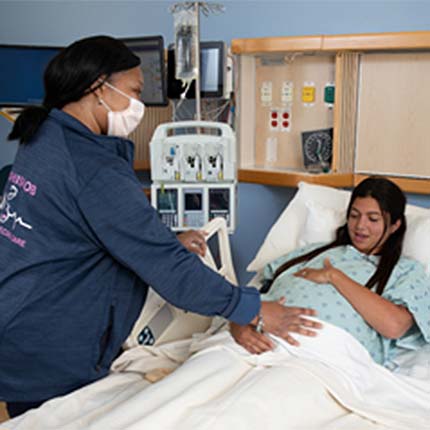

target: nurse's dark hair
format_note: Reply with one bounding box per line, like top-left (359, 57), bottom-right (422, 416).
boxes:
top-left (8, 35), bottom-right (140, 144)
top-left (261, 177), bottom-right (406, 296)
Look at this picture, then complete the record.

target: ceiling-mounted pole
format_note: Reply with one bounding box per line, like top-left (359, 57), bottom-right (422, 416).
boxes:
top-left (194, 1), bottom-right (201, 121)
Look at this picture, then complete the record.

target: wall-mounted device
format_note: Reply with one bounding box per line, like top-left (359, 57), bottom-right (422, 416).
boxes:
top-left (121, 36), bottom-right (168, 107)
top-left (0, 44), bottom-right (63, 106)
top-left (167, 41), bottom-right (231, 99)
top-left (150, 121), bottom-right (237, 232)
top-left (301, 128), bottom-right (333, 173)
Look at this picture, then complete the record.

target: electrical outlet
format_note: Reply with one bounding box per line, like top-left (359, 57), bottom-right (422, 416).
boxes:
top-left (261, 81), bottom-right (272, 106)
top-left (280, 110), bottom-right (291, 132)
top-left (269, 109), bottom-right (280, 131)
top-left (281, 81), bottom-right (293, 105)
top-left (302, 81), bottom-right (316, 105)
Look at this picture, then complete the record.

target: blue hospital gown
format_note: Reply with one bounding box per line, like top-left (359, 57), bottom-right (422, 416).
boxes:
top-left (262, 244), bottom-right (430, 365)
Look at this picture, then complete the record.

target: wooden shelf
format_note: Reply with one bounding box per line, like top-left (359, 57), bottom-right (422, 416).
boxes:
top-left (137, 167), bottom-right (430, 194)
top-left (322, 31), bottom-right (430, 51)
top-left (231, 31), bottom-right (430, 55)
top-left (238, 168), bottom-right (354, 188)
top-left (231, 35), bottom-right (322, 54)
top-left (354, 174), bottom-right (430, 195)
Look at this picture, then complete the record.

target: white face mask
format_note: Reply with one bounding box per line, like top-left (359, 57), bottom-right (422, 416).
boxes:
top-left (99, 81), bottom-right (145, 137)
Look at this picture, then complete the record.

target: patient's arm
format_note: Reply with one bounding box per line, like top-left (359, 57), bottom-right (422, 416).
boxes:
top-left (294, 258), bottom-right (414, 339)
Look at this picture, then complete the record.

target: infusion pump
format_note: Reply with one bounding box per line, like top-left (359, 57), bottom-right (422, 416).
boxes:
top-left (150, 121), bottom-right (237, 232)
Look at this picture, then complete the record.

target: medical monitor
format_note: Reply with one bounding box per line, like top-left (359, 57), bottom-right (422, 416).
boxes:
top-left (0, 44), bottom-right (62, 106)
top-left (121, 36), bottom-right (168, 106)
top-left (167, 41), bottom-right (226, 99)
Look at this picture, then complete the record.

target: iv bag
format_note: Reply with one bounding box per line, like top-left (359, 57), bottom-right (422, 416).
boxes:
top-left (173, 8), bottom-right (198, 83)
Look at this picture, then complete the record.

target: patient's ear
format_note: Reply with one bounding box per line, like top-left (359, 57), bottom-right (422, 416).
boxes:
top-left (389, 219), bottom-right (402, 235)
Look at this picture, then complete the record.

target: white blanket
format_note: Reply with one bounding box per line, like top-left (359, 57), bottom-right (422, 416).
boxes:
top-left (4, 321), bottom-right (430, 430)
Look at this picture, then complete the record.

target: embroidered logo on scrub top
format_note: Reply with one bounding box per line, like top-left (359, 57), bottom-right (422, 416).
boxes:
top-left (0, 171), bottom-right (36, 248)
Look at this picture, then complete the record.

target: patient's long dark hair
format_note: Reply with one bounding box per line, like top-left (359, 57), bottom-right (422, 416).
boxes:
top-left (261, 177), bottom-right (406, 296)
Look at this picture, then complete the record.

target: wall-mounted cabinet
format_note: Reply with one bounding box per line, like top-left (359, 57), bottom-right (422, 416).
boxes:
top-left (232, 31), bottom-right (430, 193)
top-left (131, 105), bottom-right (172, 171)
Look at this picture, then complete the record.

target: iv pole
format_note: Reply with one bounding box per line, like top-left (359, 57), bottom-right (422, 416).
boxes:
top-left (194, 1), bottom-right (201, 121)
top-left (170, 2), bottom-right (224, 122)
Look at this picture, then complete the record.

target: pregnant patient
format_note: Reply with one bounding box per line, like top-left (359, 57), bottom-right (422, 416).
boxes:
top-left (231, 177), bottom-right (430, 365)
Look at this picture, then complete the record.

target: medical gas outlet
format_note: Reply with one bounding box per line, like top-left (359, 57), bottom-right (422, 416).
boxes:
top-left (150, 121), bottom-right (237, 232)
top-left (269, 109), bottom-right (291, 132)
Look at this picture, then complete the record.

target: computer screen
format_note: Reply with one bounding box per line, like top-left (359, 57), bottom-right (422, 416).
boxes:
top-left (0, 45), bottom-right (62, 106)
top-left (122, 36), bottom-right (168, 106)
top-left (167, 41), bottom-right (225, 99)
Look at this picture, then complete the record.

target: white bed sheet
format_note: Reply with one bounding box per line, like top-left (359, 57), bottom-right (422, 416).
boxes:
top-left (4, 320), bottom-right (430, 430)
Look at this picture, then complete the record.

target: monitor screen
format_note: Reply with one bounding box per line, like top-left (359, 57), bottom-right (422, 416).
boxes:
top-left (209, 188), bottom-right (229, 211)
top-left (157, 188), bottom-right (177, 212)
top-left (0, 45), bottom-right (62, 106)
top-left (122, 36), bottom-right (168, 106)
top-left (184, 190), bottom-right (203, 211)
top-left (167, 41), bottom-right (225, 99)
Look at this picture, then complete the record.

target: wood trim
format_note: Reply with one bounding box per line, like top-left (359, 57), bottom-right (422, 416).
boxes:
top-left (232, 32), bottom-right (430, 55)
top-left (0, 402), bottom-right (8, 423)
top-left (143, 187), bottom-right (151, 199)
top-left (139, 168), bottom-right (430, 194)
top-left (354, 174), bottom-right (430, 194)
top-left (238, 168), bottom-right (353, 188)
top-left (231, 35), bottom-right (323, 54)
top-left (322, 31), bottom-right (430, 51)
top-left (0, 109), bottom-right (17, 123)
top-left (333, 52), bottom-right (359, 173)
top-left (134, 160), bottom-right (150, 171)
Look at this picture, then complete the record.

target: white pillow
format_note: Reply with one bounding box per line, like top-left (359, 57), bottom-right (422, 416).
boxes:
top-left (247, 181), bottom-right (430, 274)
top-left (298, 200), bottom-right (346, 248)
top-left (403, 214), bottom-right (430, 274)
top-left (247, 181), bottom-right (350, 272)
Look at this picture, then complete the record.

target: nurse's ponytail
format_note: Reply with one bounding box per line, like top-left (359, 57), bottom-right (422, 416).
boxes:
top-left (8, 105), bottom-right (50, 144)
top-left (8, 35), bottom-right (140, 144)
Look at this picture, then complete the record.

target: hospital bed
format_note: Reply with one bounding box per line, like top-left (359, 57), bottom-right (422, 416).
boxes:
top-left (3, 182), bottom-right (430, 430)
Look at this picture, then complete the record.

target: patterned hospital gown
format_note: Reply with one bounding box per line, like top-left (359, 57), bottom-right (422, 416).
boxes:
top-left (262, 244), bottom-right (430, 365)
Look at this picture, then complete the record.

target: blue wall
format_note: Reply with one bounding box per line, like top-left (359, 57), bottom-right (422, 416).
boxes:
top-left (1, 0), bottom-right (430, 283)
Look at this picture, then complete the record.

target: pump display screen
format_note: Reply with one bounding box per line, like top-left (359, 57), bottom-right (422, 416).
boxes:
top-left (185, 191), bottom-right (203, 211)
top-left (157, 189), bottom-right (177, 212)
top-left (209, 188), bottom-right (229, 211)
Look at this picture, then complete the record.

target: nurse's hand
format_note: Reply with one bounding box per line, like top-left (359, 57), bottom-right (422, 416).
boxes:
top-left (230, 322), bottom-right (274, 354)
top-left (177, 230), bottom-right (207, 257)
top-left (257, 298), bottom-right (322, 346)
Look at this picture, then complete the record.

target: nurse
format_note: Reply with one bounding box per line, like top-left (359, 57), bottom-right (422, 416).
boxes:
top-left (0, 35), bottom-right (320, 418)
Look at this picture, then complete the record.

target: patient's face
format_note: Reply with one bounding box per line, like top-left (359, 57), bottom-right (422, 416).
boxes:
top-left (347, 196), bottom-right (396, 255)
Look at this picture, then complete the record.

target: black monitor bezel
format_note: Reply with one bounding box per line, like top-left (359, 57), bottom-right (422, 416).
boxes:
top-left (0, 44), bottom-right (63, 107)
top-left (167, 40), bottom-right (225, 99)
top-left (121, 35), bottom-right (168, 107)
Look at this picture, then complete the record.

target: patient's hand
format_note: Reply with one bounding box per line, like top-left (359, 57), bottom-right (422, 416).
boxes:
top-left (177, 230), bottom-right (207, 257)
top-left (230, 322), bottom-right (274, 354)
top-left (294, 258), bottom-right (338, 284)
top-left (260, 299), bottom-right (322, 346)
